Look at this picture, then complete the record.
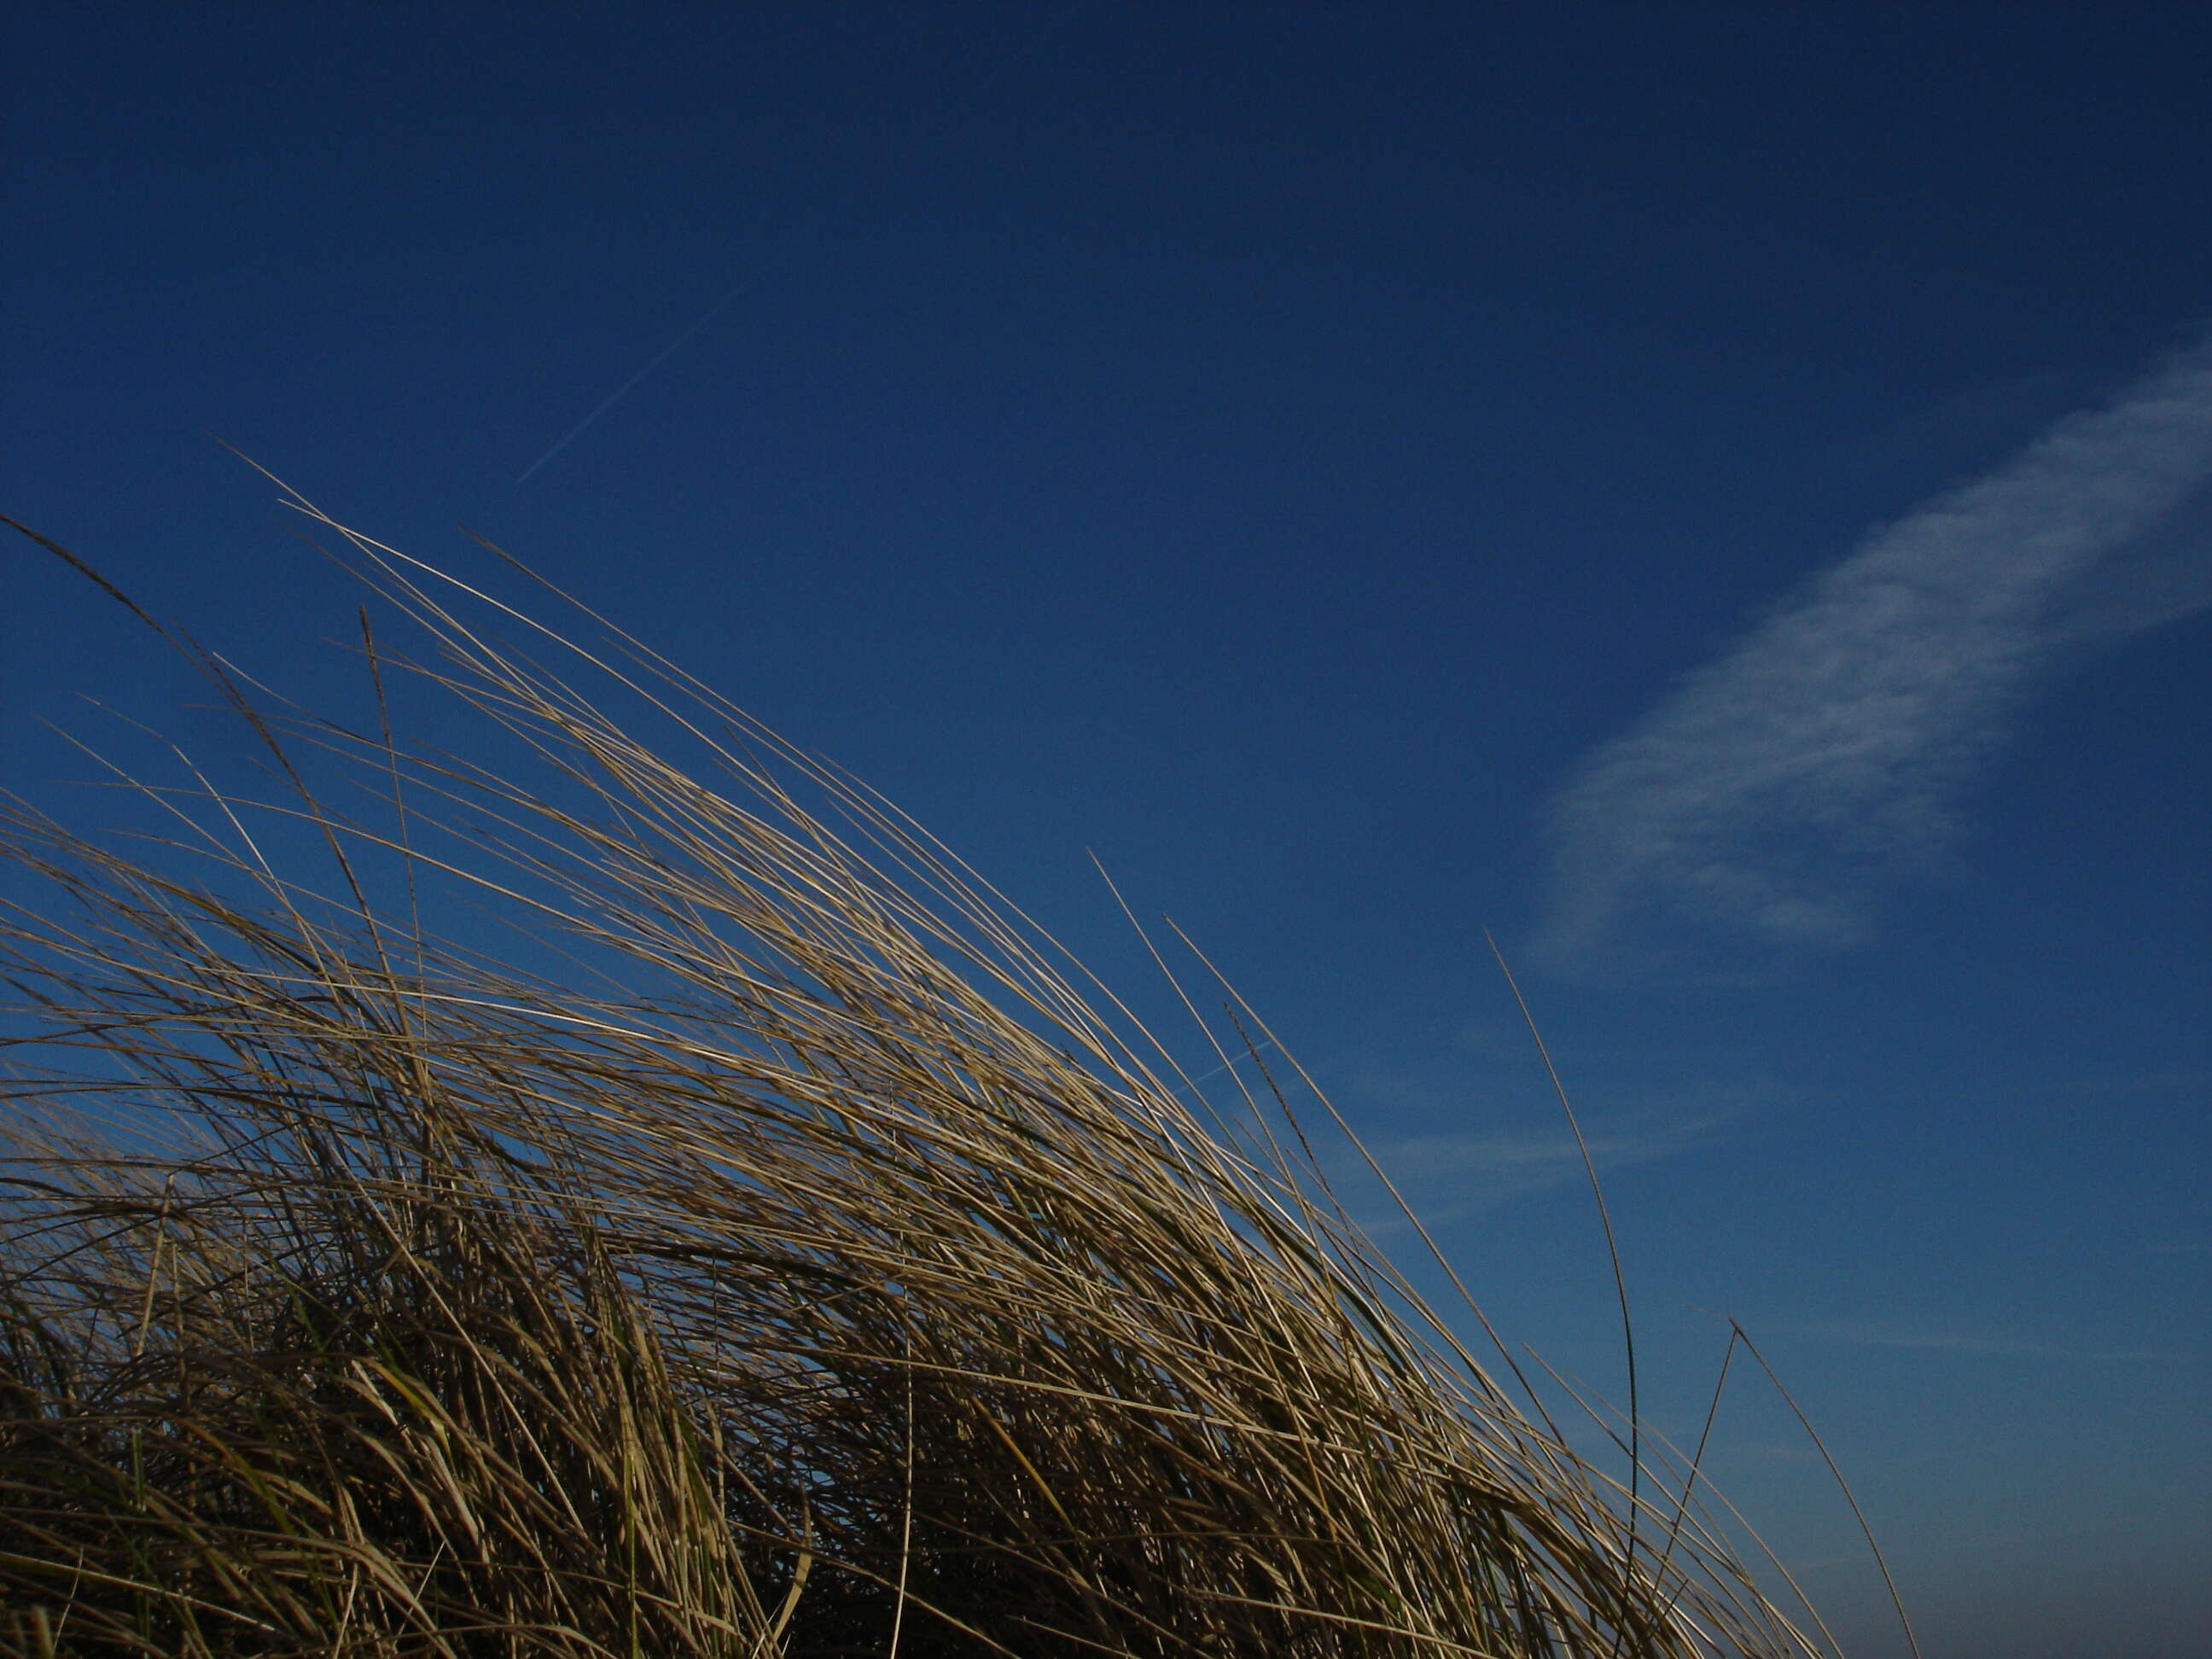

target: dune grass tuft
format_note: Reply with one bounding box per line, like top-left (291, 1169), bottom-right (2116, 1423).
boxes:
top-left (2, 500), bottom-right (1839, 1656)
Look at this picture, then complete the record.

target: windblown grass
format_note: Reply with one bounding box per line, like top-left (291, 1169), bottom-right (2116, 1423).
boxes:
top-left (2, 500), bottom-right (1841, 1656)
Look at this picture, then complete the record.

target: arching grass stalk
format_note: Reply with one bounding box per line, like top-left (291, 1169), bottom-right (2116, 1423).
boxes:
top-left (3, 499), bottom-right (1838, 1657)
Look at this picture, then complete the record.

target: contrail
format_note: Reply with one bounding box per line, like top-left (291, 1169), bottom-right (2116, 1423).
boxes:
top-left (514, 292), bottom-right (744, 485)
top-left (1536, 329), bottom-right (2212, 977)
top-left (512, 3), bottom-right (1091, 489)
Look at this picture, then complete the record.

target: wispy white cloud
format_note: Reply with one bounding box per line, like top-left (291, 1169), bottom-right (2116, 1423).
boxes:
top-left (1349, 1105), bottom-right (1738, 1225)
top-left (1537, 331), bottom-right (2212, 976)
top-left (1793, 1318), bottom-right (2165, 1363)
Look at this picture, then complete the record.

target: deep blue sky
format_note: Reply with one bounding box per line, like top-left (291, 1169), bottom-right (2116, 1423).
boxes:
top-left (5, 7), bottom-right (2209, 1655)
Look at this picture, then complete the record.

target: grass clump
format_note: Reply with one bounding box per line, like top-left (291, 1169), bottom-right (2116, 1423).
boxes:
top-left (1, 500), bottom-right (1837, 1657)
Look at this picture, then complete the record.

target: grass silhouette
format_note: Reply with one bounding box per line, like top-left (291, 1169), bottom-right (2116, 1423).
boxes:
top-left (2, 497), bottom-right (1850, 1656)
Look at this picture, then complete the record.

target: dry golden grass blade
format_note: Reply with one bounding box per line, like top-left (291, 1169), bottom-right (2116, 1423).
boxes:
top-left (1, 509), bottom-right (1854, 1657)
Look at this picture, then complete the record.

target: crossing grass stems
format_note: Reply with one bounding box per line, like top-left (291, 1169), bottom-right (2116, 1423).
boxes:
top-left (0, 498), bottom-right (1876, 1657)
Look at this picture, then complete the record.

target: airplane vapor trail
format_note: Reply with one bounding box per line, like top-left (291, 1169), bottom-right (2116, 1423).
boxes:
top-left (511, 3), bottom-right (1090, 489)
top-left (514, 294), bottom-right (742, 486)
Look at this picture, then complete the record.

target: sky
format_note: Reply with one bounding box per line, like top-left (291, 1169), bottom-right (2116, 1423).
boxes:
top-left (3, 6), bottom-right (2208, 1655)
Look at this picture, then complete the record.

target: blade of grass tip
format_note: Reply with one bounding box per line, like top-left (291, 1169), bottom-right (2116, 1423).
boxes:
top-left (1727, 1316), bottom-right (1923, 1659)
top-left (1650, 1320), bottom-right (1738, 1628)
top-left (451, 522), bottom-right (1167, 1063)
top-left (1631, 1339), bottom-right (1843, 1659)
top-left (3, 516), bottom-right (183, 650)
top-left (1160, 917), bottom-right (1575, 1447)
top-left (341, 513), bottom-right (1196, 1122)
top-left (1483, 927), bottom-right (1642, 1642)
top-left (11, 505), bottom-right (385, 1009)
top-left (1079, 851), bottom-right (1269, 1155)
top-left (1521, 1336), bottom-right (1810, 1654)
top-left (1537, 1365), bottom-right (1821, 1659)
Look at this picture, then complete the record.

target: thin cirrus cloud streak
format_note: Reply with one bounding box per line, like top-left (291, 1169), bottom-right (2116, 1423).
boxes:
top-left (1791, 1319), bottom-right (2163, 1363)
top-left (1347, 1109), bottom-right (1737, 1228)
top-left (1536, 330), bottom-right (2212, 977)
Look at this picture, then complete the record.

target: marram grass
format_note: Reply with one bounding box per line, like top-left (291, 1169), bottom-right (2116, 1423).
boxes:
top-left (1, 500), bottom-right (1843, 1657)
